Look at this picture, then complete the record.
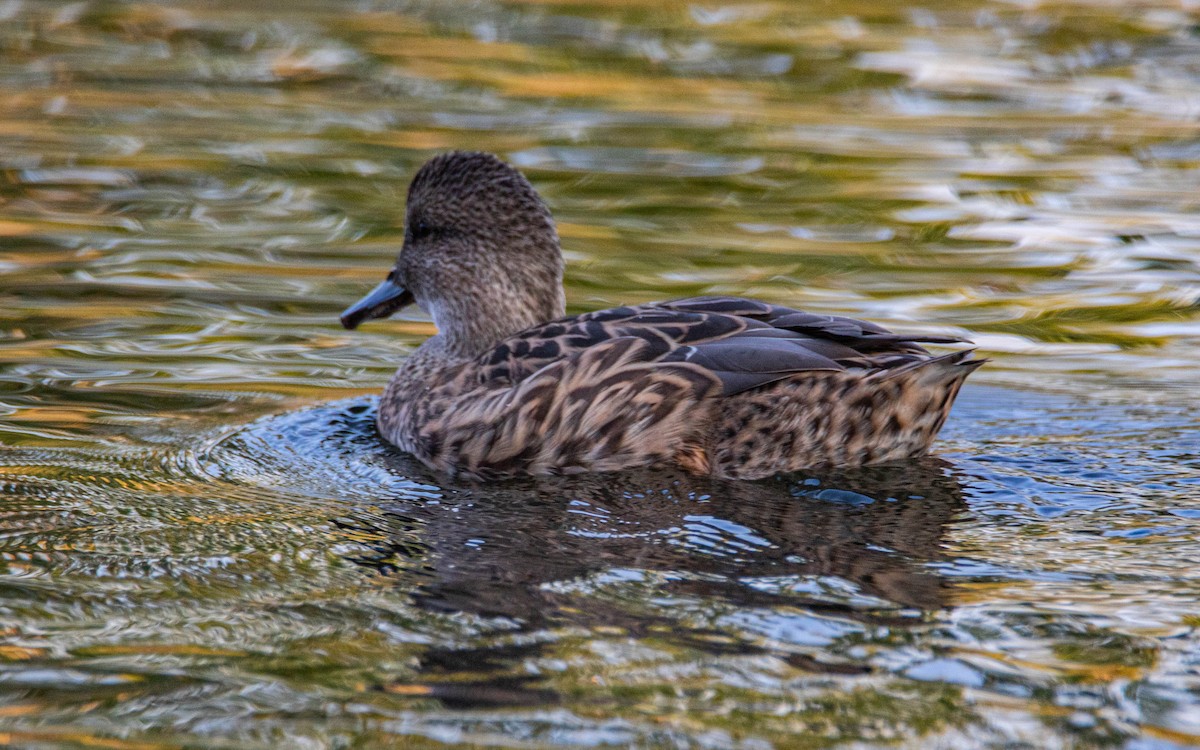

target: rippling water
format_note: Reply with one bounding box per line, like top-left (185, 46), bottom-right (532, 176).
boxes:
top-left (2, 0), bottom-right (1200, 747)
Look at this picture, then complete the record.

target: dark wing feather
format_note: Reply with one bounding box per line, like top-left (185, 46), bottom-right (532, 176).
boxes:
top-left (473, 295), bottom-right (969, 397)
top-left (657, 296), bottom-right (970, 393)
top-left (660, 296), bottom-right (775, 316)
top-left (672, 336), bottom-right (843, 373)
top-left (476, 306), bottom-right (746, 385)
top-left (663, 296), bottom-right (968, 347)
top-left (664, 337), bottom-right (843, 394)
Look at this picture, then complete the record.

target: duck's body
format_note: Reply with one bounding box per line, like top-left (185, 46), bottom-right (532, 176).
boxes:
top-left (341, 152), bottom-right (982, 480)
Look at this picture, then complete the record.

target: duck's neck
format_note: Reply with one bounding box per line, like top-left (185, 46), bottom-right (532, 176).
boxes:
top-left (430, 281), bottom-right (566, 360)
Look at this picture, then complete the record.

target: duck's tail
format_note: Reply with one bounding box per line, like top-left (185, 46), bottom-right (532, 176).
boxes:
top-left (880, 348), bottom-right (987, 384)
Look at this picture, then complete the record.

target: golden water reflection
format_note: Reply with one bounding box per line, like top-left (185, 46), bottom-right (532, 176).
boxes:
top-left (2, 0), bottom-right (1200, 747)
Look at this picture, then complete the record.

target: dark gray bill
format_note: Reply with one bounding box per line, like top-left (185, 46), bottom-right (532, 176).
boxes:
top-left (340, 277), bottom-right (415, 330)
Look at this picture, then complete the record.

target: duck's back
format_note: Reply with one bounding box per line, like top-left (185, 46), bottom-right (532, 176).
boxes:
top-left (383, 296), bottom-right (981, 479)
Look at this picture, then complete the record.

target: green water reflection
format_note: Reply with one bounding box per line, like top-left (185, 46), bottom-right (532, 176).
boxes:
top-left (1, 0), bottom-right (1199, 747)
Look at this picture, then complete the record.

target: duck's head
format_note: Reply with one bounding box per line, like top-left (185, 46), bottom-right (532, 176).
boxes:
top-left (340, 151), bottom-right (566, 355)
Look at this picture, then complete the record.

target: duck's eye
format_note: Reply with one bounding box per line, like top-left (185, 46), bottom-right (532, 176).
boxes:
top-left (411, 220), bottom-right (433, 240)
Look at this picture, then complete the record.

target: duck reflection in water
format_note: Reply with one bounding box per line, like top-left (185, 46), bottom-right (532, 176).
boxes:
top-left (333, 453), bottom-right (968, 707)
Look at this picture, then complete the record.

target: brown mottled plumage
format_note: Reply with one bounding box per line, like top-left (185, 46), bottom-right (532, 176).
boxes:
top-left (341, 151), bottom-right (983, 480)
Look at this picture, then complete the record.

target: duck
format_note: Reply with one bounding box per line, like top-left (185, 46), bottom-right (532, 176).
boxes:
top-left (340, 151), bottom-right (982, 480)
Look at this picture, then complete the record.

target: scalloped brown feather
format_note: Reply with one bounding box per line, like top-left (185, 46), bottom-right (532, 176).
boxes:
top-left (389, 336), bottom-right (721, 479)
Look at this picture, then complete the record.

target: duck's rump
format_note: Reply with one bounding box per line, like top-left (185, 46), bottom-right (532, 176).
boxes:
top-left (709, 349), bottom-right (982, 479)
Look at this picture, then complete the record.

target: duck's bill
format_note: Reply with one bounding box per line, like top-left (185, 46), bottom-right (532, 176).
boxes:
top-left (340, 278), bottom-right (415, 330)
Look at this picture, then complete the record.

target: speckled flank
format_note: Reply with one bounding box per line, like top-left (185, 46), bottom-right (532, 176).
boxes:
top-left (344, 152), bottom-right (983, 480)
top-left (711, 352), bottom-right (981, 479)
top-left (382, 335), bottom-right (720, 480)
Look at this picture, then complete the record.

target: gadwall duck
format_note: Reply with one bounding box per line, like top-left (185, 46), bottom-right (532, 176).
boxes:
top-left (341, 152), bottom-right (982, 480)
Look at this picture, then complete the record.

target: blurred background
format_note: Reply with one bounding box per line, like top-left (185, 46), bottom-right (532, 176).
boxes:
top-left (1, 1), bottom-right (1200, 748)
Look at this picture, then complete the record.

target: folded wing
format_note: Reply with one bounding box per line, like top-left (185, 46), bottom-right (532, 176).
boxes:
top-left (475, 295), bottom-right (969, 396)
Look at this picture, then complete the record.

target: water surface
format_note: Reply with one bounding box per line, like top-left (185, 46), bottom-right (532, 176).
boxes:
top-left (1, 0), bottom-right (1199, 747)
